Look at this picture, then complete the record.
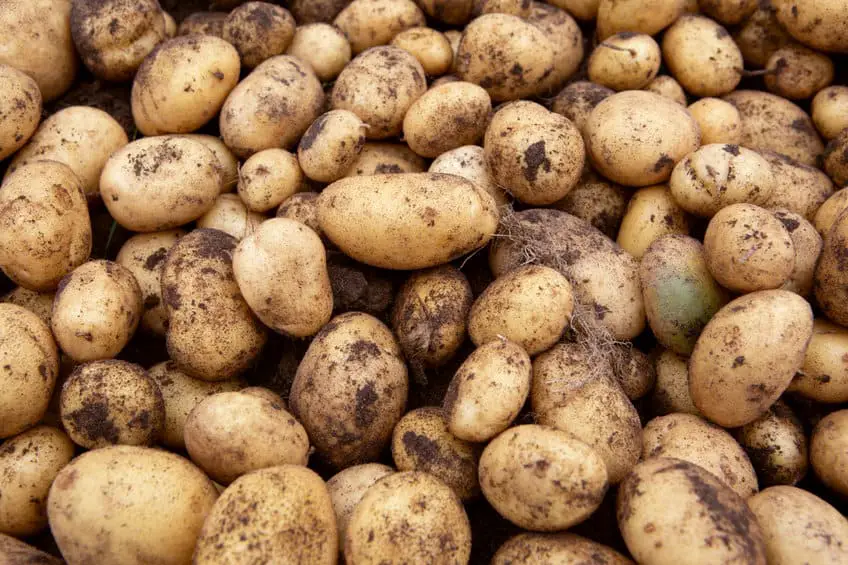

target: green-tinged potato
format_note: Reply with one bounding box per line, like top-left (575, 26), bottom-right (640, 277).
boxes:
top-left (391, 27), bottom-right (453, 76)
top-left (790, 319), bottom-right (848, 403)
top-left (588, 32), bottom-right (661, 92)
top-left (148, 361), bottom-right (243, 450)
top-left (286, 23), bottom-right (351, 82)
top-left (643, 75), bottom-right (687, 105)
top-left (132, 36), bottom-right (240, 136)
top-left (689, 290), bottom-right (814, 427)
top-left (773, 210), bottom-right (821, 296)
top-left (289, 0), bottom-right (348, 23)
top-left (480, 425), bottom-right (608, 531)
top-left (748, 486), bottom-right (848, 565)
top-left (0, 65), bottom-right (41, 161)
top-left (116, 230), bottom-right (184, 337)
top-left (617, 185), bottom-right (689, 259)
top-left (417, 0), bottom-right (474, 24)
top-left (493, 532), bottom-right (634, 565)
top-left (617, 458), bottom-right (767, 565)
top-left (391, 407), bottom-right (480, 500)
top-left (177, 12), bottom-right (226, 37)
top-left (597, 0), bottom-right (685, 39)
top-left (179, 134), bottom-right (239, 194)
top-left (765, 44), bottom-right (834, 100)
top-left (346, 471), bottom-right (470, 563)
top-left (652, 348), bottom-right (700, 416)
top-left (643, 413), bottom-right (758, 499)
top-left (814, 187), bottom-right (848, 235)
top-left (551, 81), bottom-right (615, 138)
top-left (0, 426), bottom-right (73, 536)
top-left (812, 86), bottom-right (848, 140)
top-left (233, 218), bottom-right (332, 337)
top-left (552, 168), bottom-right (629, 238)
top-left (760, 150), bottom-right (834, 220)
top-left (815, 207), bottom-right (848, 325)
top-left (810, 409), bottom-right (848, 495)
top-left (49, 446), bottom-right (218, 565)
top-left (0, 305), bottom-right (59, 439)
top-left (298, 110), bottom-right (367, 182)
top-left (60, 360), bottom-right (164, 448)
top-left (237, 148), bottom-right (302, 213)
top-left (525, 3), bottom-right (584, 94)
top-left (0, 533), bottom-right (63, 564)
top-left (1, 287), bottom-right (54, 327)
top-left (404, 82), bottom-right (490, 158)
top-left (327, 464), bottom-right (395, 555)
top-left (724, 90), bottom-right (824, 166)
top-left (196, 194), bottom-right (264, 241)
top-left (220, 55), bottom-right (324, 158)
top-left (772, 0), bottom-right (848, 54)
top-left (699, 0), bottom-right (757, 24)
top-left (586, 91), bottom-right (701, 187)
top-left (347, 142), bottom-right (427, 176)
top-left (318, 173), bottom-right (498, 270)
top-left (823, 129), bottom-right (848, 187)
top-left (161, 229), bottom-right (267, 381)
top-left (532, 343), bottom-right (642, 484)
top-left (443, 339), bottom-right (531, 442)
top-left (222, 2), bottom-right (295, 69)
top-left (289, 312), bottom-right (408, 468)
top-left (733, 1), bottom-right (792, 68)
top-left (276, 192), bottom-right (321, 235)
top-left (611, 344), bottom-right (656, 401)
top-left (641, 235), bottom-right (729, 356)
top-left (334, 0), bottom-right (425, 54)
top-left (688, 98), bottom-right (742, 145)
top-left (429, 145), bottom-right (509, 210)
top-left (737, 402), bottom-right (807, 486)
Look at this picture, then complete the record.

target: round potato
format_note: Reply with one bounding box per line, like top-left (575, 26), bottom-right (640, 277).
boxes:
top-left (652, 348), bottom-right (700, 416)
top-left (1, 287), bottom-right (54, 327)
top-left (196, 194), bottom-right (265, 241)
top-left (588, 32), bottom-right (661, 91)
top-left (617, 185), bottom-right (689, 259)
top-left (663, 14), bottom-right (742, 97)
top-left (334, 0), bottom-right (425, 54)
top-left (551, 81), bottom-right (615, 138)
top-left (493, 532), bottom-right (633, 565)
top-left (773, 210), bottom-right (821, 296)
top-left (391, 27), bottom-right (453, 76)
top-left (222, 2), bottom-right (295, 68)
top-left (429, 145), bottom-right (509, 210)
top-left (737, 401), bottom-right (808, 487)
top-left (276, 192), bottom-right (321, 235)
top-left (177, 11), bottom-right (227, 37)
top-left (759, 150), bottom-right (834, 220)
top-left (347, 142), bottom-right (427, 175)
top-left (810, 409), bottom-right (848, 496)
top-left (814, 187), bottom-right (848, 235)
top-left (49, 446), bottom-right (218, 565)
top-left (643, 74), bottom-right (688, 105)
top-left (417, 0), bottom-right (474, 24)
top-left (286, 23), bottom-right (351, 82)
top-left (823, 129), bottom-right (848, 187)
top-left (327, 464), bottom-right (395, 555)
top-left (688, 98), bottom-right (742, 145)
top-left (0, 65), bottom-right (41, 161)
top-left (699, 0), bottom-right (757, 24)
top-left (179, 134), bottom-right (239, 194)
top-left (772, 0), bottom-right (848, 54)
top-left (525, 3), bottom-right (584, 95)
top-left (289, 0), bottom-right (349, 23)
top-left (790, 319), bottom-right (848, 403)
top-left (298, 110), bottom-right (367, 182)
top-left (237, 148), bottom-right (302, 213)
top-left (814, 206), bottom-right (848, 326)
top-left (765, 44), bottom-right (834, 100)
top-left (552, 168), bottom-right (629, 238)
top-left (812, 86), bottom-right (848, 140)
top-left (597, 0), bottom-right (685, 39)
top-left (611, 344), bottom-right (657, 401)
top-left (733, 1), bottom-right (792, 68)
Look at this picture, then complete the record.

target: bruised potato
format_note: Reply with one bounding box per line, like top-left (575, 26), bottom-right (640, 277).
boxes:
top-left (286, 23), bottom-right (351, 82)
top-left (588, 32), bottom-right (661, 91)
top-left (298, 110), bottom-right (367, 182)
top-left (737, 401), bottom-right (808, 487)
top-left (196, 194), bottom-right (265, 241)
top-left (334, 0), bottom-right (426, 54)
top-left (237, 148), bottom-right (303, 213)
top-left (326, 464), bottom-right (394, 554)
top-left (0, 65), bottom-right (41, 161)
top-left (222, 2), bottom-right (296, 69)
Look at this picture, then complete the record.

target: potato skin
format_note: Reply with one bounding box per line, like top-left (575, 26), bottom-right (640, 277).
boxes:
top-left (417, 0), bottom-right (474, 25)
top-left (177, 12), bottom-right (227, 37)
top-left (733, 2), bottom-right (792, 68)
top-left (810, 409), bottom-right (848, 496)
top-left (0, 65), bottom-right (41, 161)
top-left (737, 401), bottom-right (808, 487)
top-left (688, 98), bottom-right (742, 145)
top-left (552, 168), bottom-right (629, 238)
top-left (814, 187), bottom-right (848, 236)
top-left (617, 185), bottom-right (689, 259)
top-left (588, 32), bottom-right (661, 91)
top-left (812, 86), bottom-right (848, 140)
top-left (790, 319), bottom-right (848, 403)
top-left (526, 3), bottom-right (584, 95)
top-left (551, 81), bottom-right (614, 138)
top-left (662, 15), bottom-right (742, 97)
top-left (326, 464), bottom-right (394, 554)
top-left (0, 534), bottom-right (63, 564)
top-left (334, 0), bottom-right (426, 54)
top-left (689, 290), bottom-right (814, 427)
top-left (814, 208), bottom-right (848, 326)
top-left (773, 0), bottom-right (848, 54)
top-left (774, 210), bottom-right (821, 297)
top-left (764, 44), bottom-right (834, 101)
top-left (237, 148), bottom-right (302, 213)
top-left (276, 192), bottom-right (321, 235)
top-left (1, 287), bottom-right (54, 327)
top-left (298, 110), bottom-right (367, 183)
top-left (597, 0), bottom-right (685, 39)
top-left (823, 129), bottom-right (848, 187)
top-left (197, 194), bottom-right (264, 241)
top-left (347, 142), bottom-right (427, 176)
top-left (492, 532), bottom-right (634, 565)
top-left (222, 2), bottom-right (296, 68)
top-left (652, 348), bottom-right (701, 417)
top-left (286, 23), bottom-right (351, 82)
top-left (759, 150), bottom-right (834, 221)
top-left (391, 27), bottom-right (453, 76)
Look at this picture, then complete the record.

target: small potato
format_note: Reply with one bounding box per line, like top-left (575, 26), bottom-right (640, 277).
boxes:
top-left (699, 0), bottom-right (757, 24)
top-left (276, 192), bottom-right (321, 234)
top-left (429, 145), bottom-right (509, 210)
top-left (480, 425), bottom-right (608, 531)
top-left (223, 2), bottom-right (296, 68)
top-left (617, 458), bottom-right (767, 565)
top-left (810, 409), bottom-right (848, 496)
top-left (748, 486), bottom-right (848, 565)
top-left (552, 168), bottom-right (629, 238)
top-left (812, 86), bottom-right (848, 140)
top-left (238, 148), bottom-right (302, 213)
top-left (334, 0), bottom-right (426, 54)
top-left (814, 207), bottom-right (848, 326)
top-left (689, 290), bottom-right (814, 427)
top-left (391, 27), bottom-right (453, 76)
top-left (0, 305), bottom-right (59, 439)
top-left (733, 1), bottom-right (792, 68)
top-left (663, 14), bottom-right (742, 97)
top-left (611, 344), bottom-right (657, 401)
top-left (0, 533), bottom-right (63, 564)
top-left (814, 187), bottom-right (848, 235)
top-left (417, 0), bottom-right (474, 24)
top-left (391, 407), bottom-right (480, 500)
top-left (327, 464), bottom-right (394, 554)
top-left (773, 210), bottom-right (821, 296)
top-left (178, 11), bottom-right (227, 37)
top-left (493, 532), bottom-right (633, 565)
top-left (823, 129), bottom-right (848, 187)
top-left (588, 32), bottom-right (661, 91)
top-left (197, 194), bottom-right (265, 241)
top-left (347, 142), bottom-right (427, 175)
top-left (289, 0), bottom-right (349, 23)
top-left (70, 0), bottom-right (165, 81)
top-left (760, 150), bottom-right (834, 220)
top-left (0, 65), bottom-right (41, 161)
top-left (115, 230), bottom-right (184, 337)
top-left (287, 23), bottom-right (350, 82)
top-left (443, 339), bottom-right (531, 442)
top-left (49, 446), bottom-right (218, 565)
top-left (643, 413), bottom-right (759, 499)
top-left (525, 3), bottom-right (584, 95)
top-left (469, 265), bottom-right (573, 356)
top-left (551, 81), bottom-right (615, 140)
top-left (765, 44), bottom-right (834, 101)
top-left (643, 75), bottom-right (687, 105)
top-left (179, 134), bottom-right (239, 194)
top-left (585, 90), bottom-right (701, 187)
top-left (790, 319), bottom-right (848, 403)
top-left (474, 0), bottom-right (532, 17)
top-left (162, 11), bottom-right (176, 37)
top-left (772, 0), bottom-right (848, 54)
top-left (652, 348), bottom-right (700, 416)
top-left (597, 0), bottom-right (685, 39)
top-left (688, 98), bottom-right (742, 145)
top-left (298, 110), bottom-right (366, 182)
top-left (617, 185), bottom-right (689, 259)
top-left (346, 471), bottom-right (471, 563)
top-left (1, 287), bottom-right (54, 327)
top-left (737, 401), bottom-right (808, 487)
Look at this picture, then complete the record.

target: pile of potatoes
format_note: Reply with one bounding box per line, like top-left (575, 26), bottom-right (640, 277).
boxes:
top-left (2, 0), bottom-right (848, 563)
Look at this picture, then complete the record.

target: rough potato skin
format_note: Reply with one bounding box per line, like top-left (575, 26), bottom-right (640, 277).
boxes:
top-left (0, 533), bottom-right (64, 564)
top-left (588, 32), bottom-right (661, 91)
top-left (764, 44), bottom-right (834, 101)
top-left (334, 0), bottom-right (426, 54)
top-left (814, 209), bottom-right (848, 326)
top-left (760, 150), bottom-right (834, 220)
top-left (551, 81), bottom-right (615, 137)
top-left (288, 0), bottom-right (348, 23)
top-left (417, 0), bottom-right (475, 25)
top-left (823, 129), bottom-right (848, 187)
top-left (810, 409), bottom-right (848, 496)
top-left (552, 170), bottom-right (628, 240)
top-left (223, 2), bottom-right (296, 68)
top-left (276, 192), bottom-right (322, 235)
top-left (492, 532), bottom-right (634, 565)
top-left (0, 65), bottom-right (41, 161)
top-left (733, 1), bottom-right (792, 68)
top-left (737, 401), bottom-right (808, 487)
top-left (178, 11), bottom-right (227, 37)
top-left (298, 110), bottom-right (366, 182)
top-left (525, 3), bottom-right (584, 95)
top-left (772, 0), bottom-right (848, 54)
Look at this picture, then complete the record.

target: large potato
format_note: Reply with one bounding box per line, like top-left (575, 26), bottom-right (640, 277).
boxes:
top-left (334, 0), bottom-right (425, 54)
top-left (810, 409), bottom-right (848, 496)
top-left (597, 0), bottom-right (685, 39)
top-left (493, 532), bottom-right (633, 565)
top-left (617, 185), bottom-right (689, 259)
top-left (326, 464), bottom-right (394, 555)
top-left (814, 208), bottom-right (848, 326)
top-left (737, 401), bottom-right (808, 487)
top-left (0, 65), bottom-right (41, 161)
top-left (759, 150), bottom-right (834, 220)
top-left (773, 0), bottom-right (848, 54)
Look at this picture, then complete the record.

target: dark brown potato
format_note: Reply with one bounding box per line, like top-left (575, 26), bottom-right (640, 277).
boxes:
top-left (288, 0), bottom-right (349, 23)
top-left (222, 2), bottom-right (296, 69)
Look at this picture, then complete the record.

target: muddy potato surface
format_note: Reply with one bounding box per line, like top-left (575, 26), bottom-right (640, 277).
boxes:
top-left (790, 319), bottom-right (848, 403)
top-left (759, 150), bottom-right (834, 220)
top-left (0, 65), bottom-right (41, 161)
top-left (588, 32), bottom-right (661, 92)
top-left (764, 44), bottom-right (834, 101)
top-left (814, 205), bottom-right (848, 326)
top-left (334, 0), bottom-right (426, 54)
top-left (298, 110), bottom-right (367, 183)
top-left (1, 287), bottom-right (54, 327)
top-left (222, 2), bottom-right (296, 69)
top-left (492, 532), bottom-right (634, 564)
top-left (737, 401), bottom-right (808, 487)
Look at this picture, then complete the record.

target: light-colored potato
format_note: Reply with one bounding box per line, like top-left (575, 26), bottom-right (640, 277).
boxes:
top-left (334, 0), bottom-right (426, 54)
top-left (823, 129), bottom-right (848, 187)
top-left (611, 345), bottom-right (656, 401)
top-left (474, 0), bottom-right (532, 17)
top-left (391, 27), bottom-right (453, 76)
top-left (222, 2), bottom-right (296, 68)
top-left (815, 206), bottom-right (848, 326)
top-left (737, 401), bottom-right (808, 486)
top-left (597, 0), bottom-right (685, 39)
top-left (429, 145), bottom-right (509, 210)
top-left (286, 23), bottom-right (351, 81)
top-left (812, 86), bottom-right (848, 140)
top-left (346, 142), bottom-right (427, 175)
top-left (162, 11), bottom-right (176, 36)
top-left (552, 168), bottom-right (629, 238)
top-left (0, 65), bottom-right (41, 161)
top-left (1, 287), bottom-right (54, 327)
top-left (547, 0), bottom-right (599, 19)
top-left (196, 194), bottom-right (265, 241)
top-left (698, 0), bottom-right (757, 23)
top-left (688, 98), bottom-right (742, 145)
top-left (49, 446), bottom-right (218, 565)
top-left (179, 134), bottom-right (239, 194)
top-left (765, 44), bottom-right (834, 100)
top-left (814, 187), bottom-right (848, 235)
top-left (689, 290), bottom-right (814, 427)
top-left (651, 348), bottom-right (701, 416)
top-left (551, 81), bottom-right (615, 138)
top-left (327, 464), bottom-right (395, 555)
top-left (734, 1), bottom-right (792, 68)
top-left (493, 532), bottom-right (633, 565)
top-left (663, 14), bottom-right (742, 97)
top-left (617, 185), bottom-right (689, 259)
top-left (588, 32), bottom-right (661, 91)
top-left (773, 210), bottom-right (821, 296)
top-left (643, 74), bottom-right (687, 105)
top-left (760, 150), bottom-right (834, 220)
top-left (417, 0), bottom-right (474, 24)
top-left (237, 148), bottom-right (302, 213)
top-left (790, 319), bottom-right (848, 403)
top-left (404, 82), bottom-right (490, 159)
top-left (298, 110), bottom-right (366, 182)
top-left (810, 409), bottom-right (848, 496)
top-left (772, 0), bottom-right (848, 54)
top-left (276, 192), bottom-right (321, 235)
top-left (178, 12), bottom-right (227, 37)
top-left (0, 534), bottom-right (63, 564)
top-left (525, 3), bottom-right (584, 95)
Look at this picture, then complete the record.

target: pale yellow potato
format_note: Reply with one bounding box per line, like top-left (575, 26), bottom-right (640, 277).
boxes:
top-left (547, 0), bottom-right (599, 20)
top-left (429, 145), bottom-right (509, 210)
top-left (617, 185), bottom-right (689, 259)
top-left (276, 192), bottom-right (321, 235)
top-left (588, 32), bottom-right (661, 91)
top-left (298, 110), bottom-right (366, 182)
top-left (493, 533), bottom-right (634, 565)
top-left (0, 287), bottom-right (54, 327)
top-left (643, 74), bottom-right (687, 105)
top-left (699, 0), bottom-right (757, 24)
top-left (0, 65), bottom-right (41, 161)
top-left (286, 23), bottom-right (351, 82)
top-left (772, 0), bottom-right (848, 54)
top-left (759, 150), bottom-right (834, 220)
top-left (391, 27), bottom-right (453, 76)
top-left (765, 44), bottom-right (834, 100)
top-left (663, 14), bottom-right (742, 97)
top-left (196, 194), bottom-right (265, 241)
top-left (179, 134), bottom-right (239, 193)
top-left (525, 3), bottom-right (584, 95)
top-left (651, 348), bottom-right (701, 416)
top-left (334, 0), bottom-right (426, 54)
top-left (812, 86), bottom-right (848, 140)
top-left (811, 409), bottom-right (848, 496)
top-left (552, 168), bottom-right (629, 238)
top-left (734, 1), bottom-right (792, 68)
top-left (475, 0), bottom-right (532, 17)
top-left (597, 0), bottom-right (685, 39)
top-left (823, 128), bottom-right (848, 187)
top-left (688, 98), bottom-right (742, 145)
top-left (790, 319), bottom-right (848, 403)
top-left (238, 148), bottom-right (303, 213)
top-left (327, 464), bottom-right (394, 555)
top-left (551, 81), bottom-right (614, 138)
top-left (773, 210), bottom-right (822, 296)
top-left (814, 206), bottom-right (848, 326)
top-left (346, 142), bottom-right (427, 176)
top-left (814, 187), bottom-right (848, 235)
top-left (737, 401), bottom-right (808, 486)
top-left (162, 11), bottom-right (176, 37)
top-left (222, 2), bottom-right (296, 68)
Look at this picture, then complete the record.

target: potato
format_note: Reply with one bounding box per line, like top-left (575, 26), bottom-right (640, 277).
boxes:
top-left (789, 319), bottom-right (848, 403)
top-left (737, 401), bottom-right (808, 487)
top-left (0, 161), bottom-right (91, 291)
top-left (552, 168), bottom-right (629, 238)
top-left (810, 409), bottom-right (848, 496)
top-left (617, 185), bottom-right (689, 259)
top-left (0, 305), bottom-right (59, 439)
top-left (0, 534), bottom-right (63, 564)
top-left (334, 0), bottom-right (425, 54)
top-left (703, 203), bottom-right (795, 293)
top-left (0, 65), bottom-right (40, 161)
top-left (532, 343), bottom-right (642, 484)
top-left (597, 0), bottom-right (685, 39)
top-left (546, 0), bottom-right (599, 20)
top-left (237, 148), bottom-right (302, 213)
top-left (617, 458), bottom-right (767, 565)
top-left (823, 129), bottom-right (848, 187)
top-left (689, 290), bottom-right (814, 427)
top-left (327, 464), bottom-right (394, 554)
top-left (724, 90), bottom-right (824, 166)
top-left (493, 532), bottom-right (633, 564)
top-left (812, 86), bottom-right (848, 140)
top-left (178, 11), bottom-right (227, 37)
top-left (162, 11), bottom-right (176, 37)
top-left (586, 91), bottom-right (701, 187)
top-left (643, 74), bottom-right (687, 105)
top-left (480, 425), bottom-right (607, 531)
top-left (391, 27), bottom-right (452, 76)
top-left (551, 81), bottom-right (615, 138)
top-left (220, 55), bottom-right (324, 158)
top-left (814, 207), bottom-right (848, 326)
top-left (289, 0), bottom-right (349, 23)
top-left (276, 192), bottom-right (321, 234)
top-left (298, 110), bottom-right (366, 183)
top-left (417, 0), bottom-right (474, 24)
top-left (641, 235), bottom-right (728, 355)
top-left (748, 486), bottom-right (848, 565)
top-left (588, 32), bottom-right (661, 92)
top-left (289, 312), bottom-right (408, 468)
top-left (643, 413), bottom-right (758, 499)
top-left (652, 349), bottom-right (700, 416)
top-left (734, 1), bottom-right (792, 68)
top-left (443, 339), bottom-right (530, 443)
top-left (222, 2), bottom-right (295, 68)
top-left (286, 23), bottom-right (350, 82)
top-left (699, 0), bottom-right (757, 23)
top-left (772, 0), bottom-right (848, 54)
top-left (177, 134), bottom-right (238, 194)
top-left (49, 446), bottom-right (218, 565)
top-left (456, 14), bottom-right (555, 101)
top-left (318, 173), bottom-right (498, 270)
top-left (1, 287), bottom-right (54, 327)
top-left (814, 187), bottom-right (848, 235)
top-left (611, 344), bottom-right (657, 401)
top-left (429, 145), bottom-right (509, 210)
top-left (764, 44), bottom-right (833, 101)
top-left (0, 0), bottom-right (77, 101)
top-left (474, 0), bottom-right (532, 17)
top-left (662, 15), bottom-right (742, 97)
top-left (772, 210), bottom-right (822, 296)
top-left (346, 471), bottom-right (471, 563)
top-left (197, 194), bottom-right (264, 241)
top-left (347, 142), bottom-right (427, 175)
top-left (760, 151), bottom-right (834, 220)
top-left (687, 98), bottom-right (742, 145)
top-left (525, 3), bottom-right (584, 95)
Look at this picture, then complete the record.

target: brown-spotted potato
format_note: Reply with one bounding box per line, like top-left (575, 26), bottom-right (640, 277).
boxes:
top-left (736, 401), bottom-right (808, 487)
top-left (334, 0), bottom-right (426, 54)
top-left (764, 44), bottom-right (834, 101)
top-left (588, 32), bottom-right (661, 91)
top-left (327, 464), bottom-right (395, 555)
top-left (493, 533), bottom-right (634, 565)
top-left (810, 409), bottom-right (848, 496)
top-left (1, 287), bottom-right (54, 327)
top-left (0, 64), bottom-right (41, 161)
top-left (597, 0), bottom-right (685, 39)
top-left (812, 86), bottom-right (848, 140)
top-left (286, 23), bottom-right (351, 82)
top-left (298, 110), bottom-right (367, 183)
top-left (237, 148), bottom-right (303, 213)
top-left (617, 185), bottom-right (689, 259)
top-left (552, 168), bottom-right (629, 238)
top-left (391, 27), bottom-right (453, 76)
top-left (429, 145), bottom-right (509, 211)
top-left (790, 319), bottom-right (848, 403)
top-left (652, 348), bottom-right (701, 416)
top-left (760, 150), bottom-right (834, 220)
top-left (687, 98), bottom-right (743, 145)
top-left (222, 2), bottom-right (296, 69)
top-left (347, 142), bottom-right (427, 175)
top-left (773, 210), bottom-right (822, 296)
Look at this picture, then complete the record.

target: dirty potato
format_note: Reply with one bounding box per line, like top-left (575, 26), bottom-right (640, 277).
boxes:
top-left (764, 44), bottom-right (834, 101)
top-left (0, 64), bottom-right (41, 161)
top-left (196, 194), bottom-right (265, 241)
top-left (298, 110), bottom-right (367, 182)
top-left (237, 148), bottom-right (303, 213)
top-left (222, 2), bottom-right (296, 68)
top-left (334, 0), bottom-right (426, 54)
top-left (812, 86), bottom-right (848, 140)
top-left (737, 401), bottom-right (808, 487)
top-left (286, 23), bottom-right (351, 82)
top-left (810, 409), bottom-right (848, 496)
top-left (588, 32), bottom-right (661, 91)
top-left (617, 185), bottom-right (689, 259)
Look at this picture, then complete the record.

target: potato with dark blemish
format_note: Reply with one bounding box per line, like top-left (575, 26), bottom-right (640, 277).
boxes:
top-left (327, 464), bottom-right (394, 555)
top-left (652, 348), bottom-right (700, 416)
top-left (391, 27), bottom-right (453, 76)
top-left (772, 210), bottom-right (821, 296)
top-left (588, 32), bottom-right (661, 92)
top-left (610, 344), bottom-right (656, 401)
top-left (197, 194), bottom-right (265, 241)
top-left (429, 145), bottom-right (509, 210)
top-left (417, 0), bottom-right (474, 25)
top-left (699, 0), bottom-right (757, 24)
top-left (811, 409), bottom-right (848, 496)
top-left (70, 0), bottom-right (165, 82)
top-left (812, 86), bottom-right (848, 140)
top-left (347, 142), bottom-right (427, 176)
top-left (772, 0), bottom-right (848, 54)
top-left (493, 532), bottom-right (634, 565)
top-left (276, 192), bottom-right (322, 235)
top-left (814, 187), bottom-right (848, 236)
top-left (765, 44), bottom-right (833, 101)
top-left (238, 148), bottom-right (303, 213)
top-left (552, 170), bottom-right (628, 239)
top-left (0, 533), bottom-right (63, 564)
top-left (0, 65), bottom-right (41, 161)
top-left (59, 360), bottom-right (164, 449)
top-left (222, 2), bottom-right (296, 69)
top-left (617, 185), bottom-right (689, 260)
top-left (596, 0), bottom-right (685, 39)
top-left (48, 446), bottom-right (218, 565)
top-left (643, 75), bottom-right (687, 105)
top-left (177, 11), bottom-right (227, 37)
top-left (789, 319), bottom-right (848, 404)
top-left (1, 287), bottom-right (54, 327)
top-left (298, 110), bottom-right (367, 182)
top-left (334, 0), bottom-right (426, 55)
top-left (822, 129), bottom-right (848, 188)
top-left (551, 81), bottom-right (615, 139)
top-left (289, 0), bottom-right (349, 23)
top-left (733, 1), bottom-right (791, 68)
top-left (286, 23), bottom-right (351, 82)
top-left (687, 98), bottom-right (742, 145)
top-left (617, 458), bottom-right (767, 565)
top-left (736, 401), bottom-right (808, 487)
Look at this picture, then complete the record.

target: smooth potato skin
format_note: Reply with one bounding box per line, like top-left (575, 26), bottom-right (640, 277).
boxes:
top-left (810, 409), bottom-right (848, 496)
top-left (588, 33), bottom-right (661, 91)
top-left (790, 319), bottom-right (848, 403)
top-left (597, 0), bottom-right (685, 39)
top-left (286, 23), bottom-right (351, 82)
top-left (662, 15), bottom-right (742, 97)
top-left (773, 0), bottom-right (848, 54)
top-left (492, 532), bottom-right (634, 565)
top-left (237, 148), bottom-right (302, 213)
top-left (774, 210), bottom-right (822, 297)
top-left (327, 464), bottom-right (394, 555)
top-left (652, 349), bottom-right (701, 417)
top-left (617, 185), bottom-right (689, 259)
top-left (0, 65), bottom-right (41, 161)
top-left (688, 98), bottom-right (742, 145)
top-left (429, 145), bottom-right (509, 210)
top-left (334, 0), bottom-right (426, 54)
top-left (196, 194), bottom-right (264, 241)
top-left (812, 86), bottom-right (848, 140)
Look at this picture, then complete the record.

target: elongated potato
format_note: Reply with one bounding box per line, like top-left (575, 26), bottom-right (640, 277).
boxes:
top-left (0, 65), bottom-right (41, 161)
top-left (596, 0), bottom-right (685, 39)
top-left (617, 185), bottom-right (689, 259)
top-left (814, 208), bottom-right (848, 326)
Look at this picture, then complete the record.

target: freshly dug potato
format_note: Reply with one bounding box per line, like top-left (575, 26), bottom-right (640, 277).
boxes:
top-left (289, 0), bottom-right (349, 23)
top-left (197, 194), bottom-right (265, 241)
top-left (289, 312), bottom-right (408, 468)
top-left (688, 98), bottom-right (742, 145)
top-left (474, 0), bottom-right (532, 17)
top-left (318, 173), bottom-right (498, 270)
top-left (641, 235), bottom-right (728, 355)
top-left (0, 0), bottom-right (78, 101)
top-left (237, 148), bottom-right (303, 213)
top-left (663, 14), bottom-right (742, 97)
top-left (49, 446), bottom-right (218, 565)
top-left (443, 339), bottom-right (531, 442)
top-left (179, 134), bottom-right (239, 193)
top-left (748, 486), bottom-right (848, 565)
top-left (331, 46), bottom-right (426, 140)
top-left (617, 185), bottom-right (689, 259)
top-left (652, 348), bottom-right (701, 416)
top-left (759, 150), bottom-right (834, 220)
top-left (417, 0), bottom-right (474, 24)
top-left (772, 210), bottom-right (821, 296)
top-left (161, 229), bottom-right (267, 381)
top-left (810, 409), bottom-right (848, 496)
top-left (643, 75), bottom-right (688, 105)
top-left (222, 2), bottom-right (295, 68)
top-left (586, 90), bottom-right (701, 187)
top-left (765, 44), bottom-right (834, 100)
top-left (286, 23), bottom-right (351, 82)
top-left (814, 187), bottom-right (848, 235)
top-left (699, 0), bottom-right (757, 24)
top-left (724, 90), bottom-right (824, 166)
top-left (733, 1), bottom-right (792, 68)
top-left (551, 81), bottom-right (615, 138)
top-left (643, 413), bottom-right (759, 499)
top-left (162, 11), bottom-right (176, 37)
top-left (0, 65), bottom-right (41, 161)
top-left (0, 305), bottom-right (58, 439)
top-left (611, 344), bottom-right (656, 401)
top-left (391, 27), bottom-right (453, 76)
top-left (737, 401), bottom-right (808, 486)
top-left (703, 203), bottom-right (794, 293)
top-left (0, 161), bottom-right (91, 291)
top-left (812, 86), bottom-right (848, 140)
top-left (469, 265), bottom-right (573, 356)
top-left (689, 290), bottom-right (814, 427)
top-left (814, 207), bottom-right (848, 326)
top-left (823, 129), bottom-right (848, 187)
top-left (347, 142), bottom-right (427, 175)
top-left (60, 360), bottom-right (164, 448)
top-left (596, 0), bottom-right (685, 39)
top-left (617, 458), bottom-right (767, 565)
top-left (429, 145), bottom-right (509, 210)
top-left (276, 192), bottom-right (321, 234)
top-left (220, 55), bottom-right (324, 158)
top-left (326, 464), bottom-right (394, 555)
top-left (525, 3), bottom-right (584, 94)
top-left (772, 0), bottom-right (848, 54)
top-left (404, 82), bottom-right (490, 159)
top-left (790, 319), bottom-right (848, 403)
top-left (532, 343), bottom-right (642, 484)
top-left (493, 532), bottom-right (633, 565)
top-left (1, 287), bottom-right (54, 327)
top-left (552, 168), bottom-right (629, 238)
top-left (480, 425), bottom-right (607, 531)
top-left (346, 471), bottom-right (471, 563)
top-left (334, 0), bottom-right (426, 54)
top-left (0, 533), bottom-right (63, 564)
top-left (298, 110), bottom-right (367, 182)
top-left (178, 11), bottom-right (227, 37)
top-left (588, 32), bottom-right (661, 91)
